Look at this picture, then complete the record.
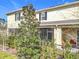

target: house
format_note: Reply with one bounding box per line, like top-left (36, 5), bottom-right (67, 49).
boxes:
top-left (7, 1), bottom-right (79, 49)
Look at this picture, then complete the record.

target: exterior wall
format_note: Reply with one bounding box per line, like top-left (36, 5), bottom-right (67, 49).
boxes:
top-left (7, 14), bottom-right (20, 28)
top-left (7, 6), bottom-right (79, 28)
top-left (36, 13), bottom-right (39, 19)
top-left (7, 13), bottom-right (20, 35)
top-left (36, 6), bottom-right (79, 22)
top-left (54, 27), bottom-right (62, 49)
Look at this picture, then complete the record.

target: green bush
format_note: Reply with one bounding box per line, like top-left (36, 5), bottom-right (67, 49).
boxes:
top-left (7, 35), bottom-right (16, 48)
top-left (0, 51), bottom-right (17, 59)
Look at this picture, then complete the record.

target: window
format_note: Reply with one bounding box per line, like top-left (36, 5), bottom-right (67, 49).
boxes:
top-left (40, 28), bottom-right (54, 41)
top-left (39, 12), bottom-right (47, 20)
top-left (15, 12), bottom-right (20, 21)
top-left (8, 28), bottom-right (15, 34)
top-left (77, 29), bottom-right (79, 46)
top-left (8, 28), bottom-right (19, 35)
top-left (40, 28), bottom-right (47, 40)
top-left (48, 30), bottom-right (53, 40)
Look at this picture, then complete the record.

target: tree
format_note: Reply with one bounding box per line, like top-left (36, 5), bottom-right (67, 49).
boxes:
top-left (16, 4), bottom-right (41, 59)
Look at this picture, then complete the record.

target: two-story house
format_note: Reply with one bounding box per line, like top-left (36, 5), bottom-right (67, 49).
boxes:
top-left (7, 1), bottom-right (79, 49)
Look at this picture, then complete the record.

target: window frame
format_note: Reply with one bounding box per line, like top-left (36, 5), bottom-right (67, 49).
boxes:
top-left (15, 12), bottom-right (20, 21)
top-left (39, 12), bottom-right (47, 20)
top-left (40, 28), bottom-right (53, 41)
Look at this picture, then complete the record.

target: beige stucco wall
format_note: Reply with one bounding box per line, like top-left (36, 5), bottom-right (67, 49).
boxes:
top-left (47, 7), bottom-right (79, 21)
top-left (7, 14), bottom-right (20, 28)
top-left (36, 6), bottom-right (79, 22)
top-left (7, 6), bottom-right (79, 28)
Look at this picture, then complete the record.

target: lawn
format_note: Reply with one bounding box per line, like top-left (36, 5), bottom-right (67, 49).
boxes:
top-left (0, 51), bottom-right (17, 59)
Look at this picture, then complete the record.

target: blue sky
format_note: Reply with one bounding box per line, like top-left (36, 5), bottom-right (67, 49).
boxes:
top-left (0, 0), bottom-right (75, 20)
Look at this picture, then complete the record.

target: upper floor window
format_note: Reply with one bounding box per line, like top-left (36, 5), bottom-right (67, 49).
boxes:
top-left (39, 12), bottom-right (47, 20)
top-left (15, 12), bottom-right (20, 21)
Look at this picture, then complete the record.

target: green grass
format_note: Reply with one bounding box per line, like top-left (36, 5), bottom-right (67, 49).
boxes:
top-left (0, 51), bottom-right (17, 59)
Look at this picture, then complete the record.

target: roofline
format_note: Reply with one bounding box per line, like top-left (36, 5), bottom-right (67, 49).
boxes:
top-left (6, 1), bottom-right (79, 15)
top-left (40, 19), bottom-right (79, 26)
top-left (36, 1), bottom-right (79, 13)
top-left (6, 8), bottom-right (22, 15)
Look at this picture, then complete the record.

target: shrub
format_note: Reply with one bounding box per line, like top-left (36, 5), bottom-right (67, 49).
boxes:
top-left (7, 35), bottom-right (16, 48)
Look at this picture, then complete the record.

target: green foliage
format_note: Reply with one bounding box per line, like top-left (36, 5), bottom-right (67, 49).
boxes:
top-left (0, 35), bottom-right (3, 45)
top-left (7, 35), bottom-right (16, 48)
top-left (0, 51), bottom-right (17, 59)
top-left (39, 40), bottom-right (57, 59)
top-left (16, 4), bottom-right (41, 59)
top-left (39, 36), bottom-right (79, 59)
top-left (61, 32), bottom-right (79, 59)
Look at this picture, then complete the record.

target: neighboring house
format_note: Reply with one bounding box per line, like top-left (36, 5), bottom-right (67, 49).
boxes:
top-left (0, 18), bottom-right (7, 36)
top-left (7, 1), bottom-right (79, 49)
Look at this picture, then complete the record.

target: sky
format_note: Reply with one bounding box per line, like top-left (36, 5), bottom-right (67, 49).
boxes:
top-left (0, 0), bottom-right (75, 20)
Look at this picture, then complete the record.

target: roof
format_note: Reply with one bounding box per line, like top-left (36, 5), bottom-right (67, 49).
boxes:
top-left (36, 1), bottom-right (79, 12)
top-left (40, 19), bottom-right (79, 28)
top-left (6, 1), bottom-right (79, 15)
top-left (6, 8), bottom-right (22, 15)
